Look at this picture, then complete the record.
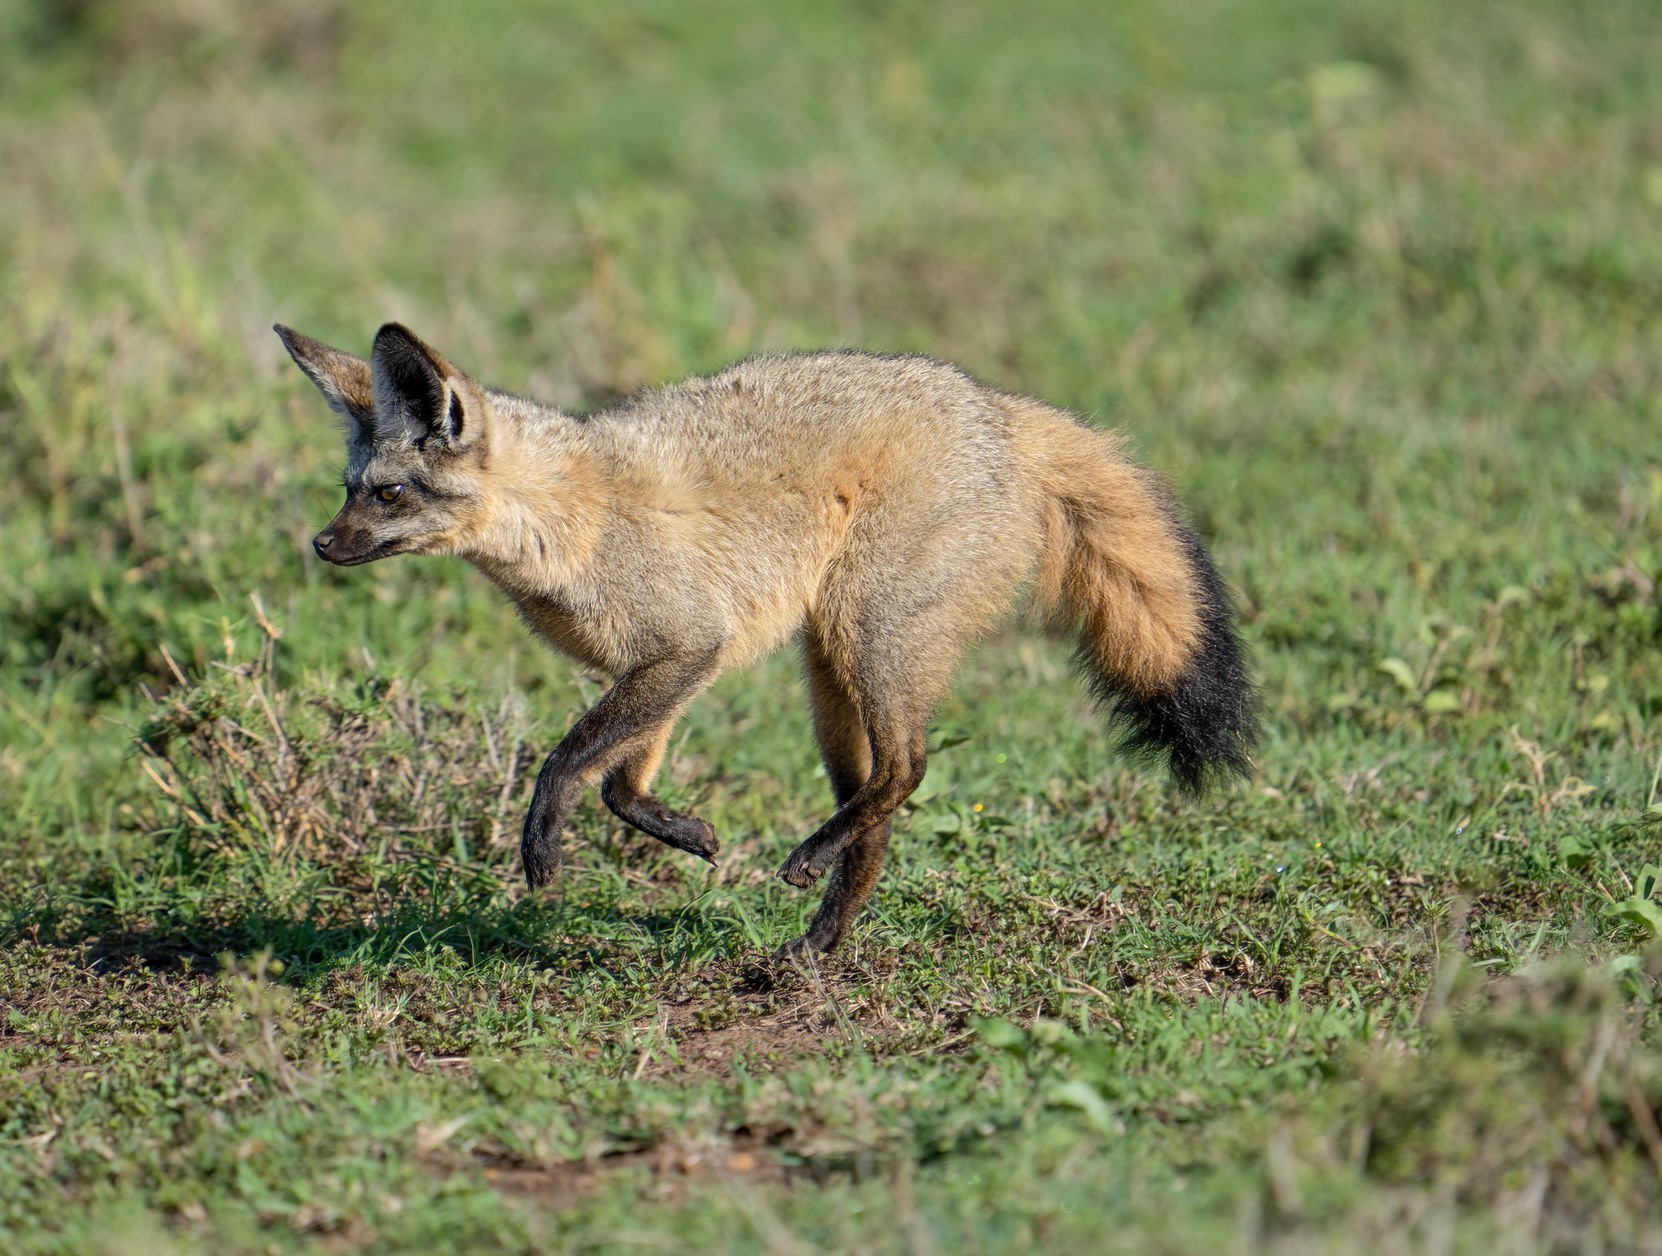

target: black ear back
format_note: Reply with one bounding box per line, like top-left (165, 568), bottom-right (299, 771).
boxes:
top-left (370, 323), bottom-right (464, 449)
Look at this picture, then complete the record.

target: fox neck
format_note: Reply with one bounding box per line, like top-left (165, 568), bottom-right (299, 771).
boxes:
top-left (461, 421), bottom-right (608, 600)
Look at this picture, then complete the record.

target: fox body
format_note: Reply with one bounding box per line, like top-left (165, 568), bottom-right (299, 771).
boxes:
top-left (277, 323), bottom-right (1257, 954)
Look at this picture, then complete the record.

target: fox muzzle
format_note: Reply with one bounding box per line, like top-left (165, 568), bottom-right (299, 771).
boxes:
top-left (312, 511), bottom-right (394, 566)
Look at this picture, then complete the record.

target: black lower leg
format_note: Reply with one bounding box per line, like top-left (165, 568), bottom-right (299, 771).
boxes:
top-left (777, 744), bottom-right (924, 890)
top-left (520, 648), bottom-right (719, 887)
top-left (600, 775), bottom-right (719, 861)
top-left (780, 822), bottom-right (893, 956)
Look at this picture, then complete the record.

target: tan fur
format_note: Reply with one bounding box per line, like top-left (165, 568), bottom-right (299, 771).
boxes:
top-left (1008, 398), bottom-right (1203, 694)
top-left (279, 325), bottom-right (1225, 953)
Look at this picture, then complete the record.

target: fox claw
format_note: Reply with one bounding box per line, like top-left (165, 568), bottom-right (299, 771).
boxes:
top-left (776, 855), bottom-right (822, 889)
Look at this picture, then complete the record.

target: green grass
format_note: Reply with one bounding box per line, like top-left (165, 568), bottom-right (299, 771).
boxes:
top-left (5, 0), bottom-right (1662, 1250)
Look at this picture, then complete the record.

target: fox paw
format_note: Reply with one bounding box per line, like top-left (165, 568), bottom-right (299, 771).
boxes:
top-left (776, 861), bottom-right (818, 889)
top-left (657, 813), bottom-right (719, 864)
top-left (775, 934), bottom-right (816, 960)
top-left (521, 833), bottom-right (562, 888)
top-left (776, 842), bottom-right (834, 889)
top-left (684, 816), bottom-right (720, 863)
top-left (775, 920), bottom-right (843, 958)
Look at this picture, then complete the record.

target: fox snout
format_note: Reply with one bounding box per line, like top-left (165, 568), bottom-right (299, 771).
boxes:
top-left (311, 513), bottom-right (387, 566)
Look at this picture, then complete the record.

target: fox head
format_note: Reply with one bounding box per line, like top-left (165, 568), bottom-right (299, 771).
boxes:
top-left (276, 323), bottom-right (489, 567)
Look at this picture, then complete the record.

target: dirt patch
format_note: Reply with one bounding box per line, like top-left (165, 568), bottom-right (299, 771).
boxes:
top-left (668, 1012), bottom-right (829, 1073)
top-left (645, 955), bottom-right (903, 1076)
top-left (470, 1132), bottom-right (805, 1210)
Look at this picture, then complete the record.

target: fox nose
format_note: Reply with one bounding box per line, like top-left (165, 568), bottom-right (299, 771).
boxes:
top-left (313, 532), bottom-right (335, 558)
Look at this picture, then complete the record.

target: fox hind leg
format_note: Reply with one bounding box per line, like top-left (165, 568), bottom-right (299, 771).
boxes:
top-left (778, 616), bottom-right (961, 952)
top-left (803, 633), bottom-right (874, 804)
top-left (780, 636), bottom-right (895, 955)
top-left (775, 711), bottom-right (926, 895)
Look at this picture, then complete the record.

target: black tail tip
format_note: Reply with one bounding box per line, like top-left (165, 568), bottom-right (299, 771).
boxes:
top-left (1114, 666), bottom-right (1260, 797)
top-left (1092, 525), bottom-right (1260, 795)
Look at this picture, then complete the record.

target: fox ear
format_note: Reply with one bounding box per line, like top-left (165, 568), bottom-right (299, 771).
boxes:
top-left (370, 323), bottom-right (473, 452)
top-left (273, 325), bottom-right (375, 433)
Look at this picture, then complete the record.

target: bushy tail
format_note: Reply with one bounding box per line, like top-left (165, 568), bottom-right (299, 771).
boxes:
top-left (1015, 403), bottom-right (1259, 792)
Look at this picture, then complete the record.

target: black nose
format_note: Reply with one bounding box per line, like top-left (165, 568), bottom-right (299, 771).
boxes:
top-left (313, 532), bottom-right (335, 558)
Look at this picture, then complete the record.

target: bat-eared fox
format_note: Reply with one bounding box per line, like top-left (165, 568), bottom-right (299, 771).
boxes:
top-left (277, 322), bottom-right (1258, 956)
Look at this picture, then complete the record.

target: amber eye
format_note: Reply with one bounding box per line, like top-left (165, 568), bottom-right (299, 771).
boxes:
top-left (376, 484), bottom-right (404, 503)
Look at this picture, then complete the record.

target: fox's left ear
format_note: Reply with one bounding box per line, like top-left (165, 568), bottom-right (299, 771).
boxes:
top-left (370, 323), bottom-right (478, 453)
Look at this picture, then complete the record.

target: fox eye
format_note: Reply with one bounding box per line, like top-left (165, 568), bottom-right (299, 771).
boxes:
top-left (376, 484), bottom-right (404, 503)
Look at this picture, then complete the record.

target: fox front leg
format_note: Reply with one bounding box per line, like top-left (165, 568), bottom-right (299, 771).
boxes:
top-left (519, 650), bottom-right (722, 888)
top-left (520, 760), bottom-right (577, 888)
top-left (600, 741), bottom-right (720, 863)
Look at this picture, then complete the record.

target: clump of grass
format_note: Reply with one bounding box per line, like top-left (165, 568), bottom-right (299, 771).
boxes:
top-left (136, 615), bottom-right (530, 874)
top-left (1325, 960), bottom-right (1662, 1247)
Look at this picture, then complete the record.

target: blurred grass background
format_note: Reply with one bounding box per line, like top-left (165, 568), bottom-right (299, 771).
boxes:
top-left (4, 0), bottom-right (1662, 1251)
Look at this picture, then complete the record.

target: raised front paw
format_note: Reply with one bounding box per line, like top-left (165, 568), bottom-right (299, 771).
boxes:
top-left (669, 814), bottom-right (721, 864)
top-left (520, 811), bottom-right (564, 889)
